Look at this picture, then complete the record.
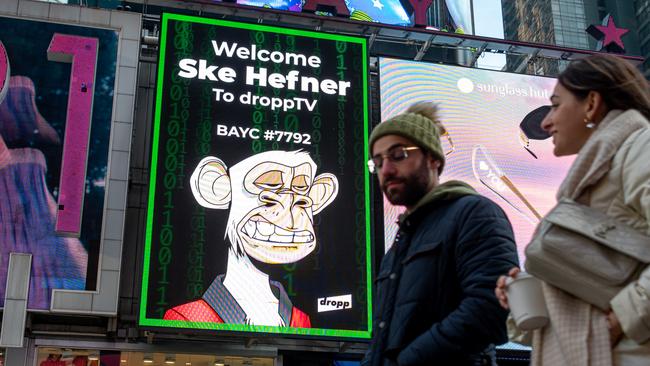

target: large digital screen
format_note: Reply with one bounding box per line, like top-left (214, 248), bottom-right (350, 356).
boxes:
top-left (139, 13), bottom-right (371, 339)
top-left (0, 16), bottom-right (118, 310)
top-left (379, 58), bottom-right (574, 263)
top-left (208, 0), bottom-right (410, 26)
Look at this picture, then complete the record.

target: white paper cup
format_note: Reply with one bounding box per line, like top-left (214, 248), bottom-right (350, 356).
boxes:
top-left (506, 272), bottom-right (549, 330)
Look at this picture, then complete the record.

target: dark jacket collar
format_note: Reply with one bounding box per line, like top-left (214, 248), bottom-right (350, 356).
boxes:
top-left (398, 180), bottom-right (477, 229)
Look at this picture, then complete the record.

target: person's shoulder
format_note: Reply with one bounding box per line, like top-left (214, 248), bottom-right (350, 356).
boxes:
top-left (445, 194), bottom-right (510, 227)
top-left (453, 193), bottom-right (504, 213)
top-left (616, 110), bottom-right (650, 143)
top-left (631, 125), bottom-right (650, 145)
top-left (619, 122), bottom-right (650, 162)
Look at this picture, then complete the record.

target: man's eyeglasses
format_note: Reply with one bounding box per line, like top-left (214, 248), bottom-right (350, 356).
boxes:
top-left (367, 146), bottom-right (420, 174)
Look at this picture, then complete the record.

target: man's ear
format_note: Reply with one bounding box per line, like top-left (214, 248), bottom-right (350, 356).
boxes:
top-left (309, 173), bottom-right (339, 215)
top-left (190, 156), bottom-right (231, 209)
top-left (424, 152), bottom-right (440, 171)
top-left (430, 160), bottom-right (441, 171)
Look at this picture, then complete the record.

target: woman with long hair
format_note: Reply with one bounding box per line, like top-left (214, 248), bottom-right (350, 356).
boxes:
top-left (495, 54), bottom-right (650, 365)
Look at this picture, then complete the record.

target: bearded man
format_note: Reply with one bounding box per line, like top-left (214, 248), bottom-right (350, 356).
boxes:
top-left (362, 102), bottom-right (519, 366)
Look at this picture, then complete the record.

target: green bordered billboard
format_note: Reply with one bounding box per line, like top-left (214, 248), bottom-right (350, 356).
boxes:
top-left (139, 13), bottom-right (371, 339)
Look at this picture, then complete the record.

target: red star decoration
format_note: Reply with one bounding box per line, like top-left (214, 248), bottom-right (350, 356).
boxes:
top-left (595, 16), bottom-right (628, 50)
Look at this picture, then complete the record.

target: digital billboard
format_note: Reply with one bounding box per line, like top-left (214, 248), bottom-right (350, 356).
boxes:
top-left (379, 58), bottom-right (573, 263)
top-left (0, 16), bottom-right (119, 310)
top-left (200, 0), bottom-right (410, 26)
top-left (139, 13), bottom-right (371, 339)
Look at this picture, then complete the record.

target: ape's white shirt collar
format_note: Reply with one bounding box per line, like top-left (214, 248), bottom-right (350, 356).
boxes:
top-left (222, 249), bottom-right (285, 326)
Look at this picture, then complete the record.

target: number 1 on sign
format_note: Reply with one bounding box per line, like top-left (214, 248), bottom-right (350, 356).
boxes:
top-left (47, 33), bottom-right (99, 237)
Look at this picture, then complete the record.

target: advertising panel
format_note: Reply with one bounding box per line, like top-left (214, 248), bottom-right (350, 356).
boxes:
top-left (379, 58), bottom-right (573, 263)
top-left (0, 16), bottom-right (118, 310)
top-left (196, 0), bottom-right (411, 26)
top-left (139, 13), bottom-right (371, 339)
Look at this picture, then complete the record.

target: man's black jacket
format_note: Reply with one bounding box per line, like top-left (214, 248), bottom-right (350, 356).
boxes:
top-left (363, 181), bottom-right (519, 366)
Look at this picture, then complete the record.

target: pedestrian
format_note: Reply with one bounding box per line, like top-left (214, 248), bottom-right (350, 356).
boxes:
top-left (363, 102), bottom-right (519, 366)
top-left (495, 54), bottom-right (650, 365)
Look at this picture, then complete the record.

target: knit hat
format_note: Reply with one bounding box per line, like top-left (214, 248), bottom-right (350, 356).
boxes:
top-left (369, 111), bottom-right (446, 174)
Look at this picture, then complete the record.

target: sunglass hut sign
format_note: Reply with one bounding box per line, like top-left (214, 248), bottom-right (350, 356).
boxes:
top-left (179, 41), bottom-right (351, 112)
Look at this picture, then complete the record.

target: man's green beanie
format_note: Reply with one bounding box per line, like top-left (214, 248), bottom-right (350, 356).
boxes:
top-left (369, 112), bottom-right (446, 174)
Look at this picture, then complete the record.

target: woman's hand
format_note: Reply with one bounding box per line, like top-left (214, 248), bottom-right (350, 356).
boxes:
top-left (495, 267), bottom-right (521, 310)
top-left (607, 310), bottom-right (624, 347)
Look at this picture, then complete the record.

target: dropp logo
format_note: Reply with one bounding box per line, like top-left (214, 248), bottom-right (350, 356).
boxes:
top-left (317, 294), bottom-right (352, 312)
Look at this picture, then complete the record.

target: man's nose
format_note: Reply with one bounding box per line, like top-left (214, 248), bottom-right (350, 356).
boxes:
top-left (379, 157), bottom-right (397, 176)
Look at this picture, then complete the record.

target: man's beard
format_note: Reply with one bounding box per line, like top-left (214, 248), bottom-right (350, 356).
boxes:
top-left (382, 157), bottom-right (431, 208)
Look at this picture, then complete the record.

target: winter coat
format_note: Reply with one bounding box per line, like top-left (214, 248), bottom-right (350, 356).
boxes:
top-left (363, 181), bottom-right (519, 366)
top-left (524, 110), bottom-right (650, 366)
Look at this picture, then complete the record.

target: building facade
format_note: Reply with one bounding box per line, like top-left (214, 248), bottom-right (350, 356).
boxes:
top-left (0, 1), bottom-right (645, 366)
top-left (503, 0), bottom-right (649, 76)
top-left (634, 0), bottom-right (650, 76)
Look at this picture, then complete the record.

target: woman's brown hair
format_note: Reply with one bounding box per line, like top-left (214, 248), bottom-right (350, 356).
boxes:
top-left (558, 54), bottom-right (650, 119)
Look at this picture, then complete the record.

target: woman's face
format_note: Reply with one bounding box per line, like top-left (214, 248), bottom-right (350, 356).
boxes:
top-left (541, 82), bottom-right (595, 157)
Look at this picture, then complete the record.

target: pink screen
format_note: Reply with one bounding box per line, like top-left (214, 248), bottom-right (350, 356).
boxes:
top-left (379, 58), bottom-right (574, 264)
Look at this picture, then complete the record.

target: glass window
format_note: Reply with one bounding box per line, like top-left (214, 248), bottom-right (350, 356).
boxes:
top-left (36, 348), bottom-right (276, 366)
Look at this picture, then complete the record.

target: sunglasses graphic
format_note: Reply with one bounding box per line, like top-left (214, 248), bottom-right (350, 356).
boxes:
top-left (519, 105), bottom-right (551, 159)
top-left (471, 144), bottom-right (541, 224)
top-left (440, 126), bottom-right (455, 157)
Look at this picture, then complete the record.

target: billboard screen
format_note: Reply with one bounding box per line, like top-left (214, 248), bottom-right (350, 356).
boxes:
top-left (139, 13), bottom-right (371, 339)
top-left (379, 57), bottom-right (573, 263)
top-left (200, 0), bottom-right (410, 26)
top-left (0, 16), bottom-right (118, 310)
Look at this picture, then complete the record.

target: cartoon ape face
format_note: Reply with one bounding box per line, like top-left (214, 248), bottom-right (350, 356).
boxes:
top-left (190, 151), bottom-right (338, 264)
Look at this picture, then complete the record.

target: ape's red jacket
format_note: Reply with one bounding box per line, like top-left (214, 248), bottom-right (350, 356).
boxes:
top-left (163, 275), bottom-right (311, 328)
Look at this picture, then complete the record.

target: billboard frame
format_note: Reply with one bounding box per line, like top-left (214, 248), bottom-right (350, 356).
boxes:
top-left (0, 0), bottom-right (141, 316)
top-left (138, 12), bottom-right (372, 340)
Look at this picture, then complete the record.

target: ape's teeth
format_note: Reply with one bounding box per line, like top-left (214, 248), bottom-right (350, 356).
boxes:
top-left (256, 221), bottom-right (274, 236)
top-left (270, 234), bottom-right (293, 243)
top-left (274, 225), bottom-right (293, 236)
top-left (244, 221), bottom-right (256, 236)
top-left (253, 231), bottom-right (269, 241)
top-left (294, 234), bottom-right (311, 243)
top-left (243, 218), bottom-right (315, 244)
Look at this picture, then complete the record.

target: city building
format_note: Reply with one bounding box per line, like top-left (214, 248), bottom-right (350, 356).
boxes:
top-left (502, 0), bottom-right (593, 74)
top-left (502, 0), bottom-right (559, 73)
top-left (0, 1), bottom-right (645, 366)
top-left (633, 0), bottom-right (650, 76)
top-left (503, 0), bottom-right (649, 76)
